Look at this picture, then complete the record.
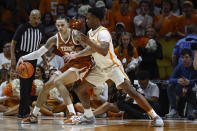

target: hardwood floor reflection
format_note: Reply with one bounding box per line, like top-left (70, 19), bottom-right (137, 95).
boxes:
top-left (0, 115), bottom-right (196, 131)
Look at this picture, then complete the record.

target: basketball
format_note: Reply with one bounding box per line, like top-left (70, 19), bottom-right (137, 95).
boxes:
top-left (17, 62), bottom-right (34, 79)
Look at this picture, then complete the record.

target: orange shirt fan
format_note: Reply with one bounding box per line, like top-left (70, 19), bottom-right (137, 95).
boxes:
top-left (17, 62), bottom-right (34, 79)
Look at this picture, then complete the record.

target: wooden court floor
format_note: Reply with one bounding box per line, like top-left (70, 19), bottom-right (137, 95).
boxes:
top-left (0, 116), bottom-right (196, 131)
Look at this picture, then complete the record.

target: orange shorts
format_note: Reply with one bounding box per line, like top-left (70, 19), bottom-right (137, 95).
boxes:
top-left (58, 55), bottom-right (95, 82)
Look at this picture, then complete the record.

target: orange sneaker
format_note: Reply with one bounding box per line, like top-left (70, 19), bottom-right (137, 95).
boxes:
top-left (21, 113), bottom-right (38, 124)
top-left (64, 113), bottom-right (81, 124)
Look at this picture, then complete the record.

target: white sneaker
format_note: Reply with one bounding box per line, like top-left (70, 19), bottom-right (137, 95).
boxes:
top-left (76, 115), bottom-right (96, 125)
top-left (153, 116), bottom-right (164, 127)
top-left (165, 109), bottom-right (179, 118)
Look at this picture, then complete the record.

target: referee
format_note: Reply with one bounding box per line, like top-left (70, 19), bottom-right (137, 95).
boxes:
top-left (11, 9), bottom-right (46, 118)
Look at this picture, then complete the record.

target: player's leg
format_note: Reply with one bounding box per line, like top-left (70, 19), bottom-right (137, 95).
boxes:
top-left (110, 66), bottom-right (164, 127)
top-left (73, 67), bottom-right (106, 124)
top-left (53, 69), bottom-right (78, 115)
top-left (73, 80), bottom-right (96, 124)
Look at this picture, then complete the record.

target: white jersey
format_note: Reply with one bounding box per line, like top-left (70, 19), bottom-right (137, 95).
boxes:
top-left (88, 26), bottom-right (121, 69)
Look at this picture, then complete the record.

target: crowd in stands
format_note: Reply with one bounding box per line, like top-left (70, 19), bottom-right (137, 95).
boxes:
top-left (0, 0), bottom-right (197, 120)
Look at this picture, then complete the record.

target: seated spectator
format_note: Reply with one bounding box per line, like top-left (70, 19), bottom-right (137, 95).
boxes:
top-left (114, 32), bottom-right (140, 83)
top-left (176, 1), bottom-right (197, 37)
top-left (37, 46), bottom-right (64, 71)
top-left (172, 24), bottom-right (197, 67)
top-left (1, 69), bottom-right (20, 116)
top-left (166, 48), bottom-right (197, 118)
top-left (41, 12), bottom-right (57, 40)
top-left (74, 83), bottom-right (108, 118)
top-left (0, 42), bottom-right (11, 70)
top-left (117, 70), bottom-right (160, 119)
top-left (92, 83), bottom-right (124, 118)
top-left (137, 26), bottom-right (163, 79)
top-left (0, 69), bottom-right (9, 85)
top-left (113, 0), bottom-right (136, 34)
top-left (134, 0), bottom-right (153, 37)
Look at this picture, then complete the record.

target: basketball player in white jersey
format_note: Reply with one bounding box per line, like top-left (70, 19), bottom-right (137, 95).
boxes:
top-left (17, 15), bottom-right (94, 124)
top-left (64, 7), bottom-right (164, 126)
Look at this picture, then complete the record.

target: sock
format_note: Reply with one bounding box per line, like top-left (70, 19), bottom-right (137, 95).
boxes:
top-left (147, 108), bottom-right (158, 119)
top-left (84, 108), bottom-right (94, 118)
top-left (33, 106), bottom-right (40, 116)
top-left (67, 104), bottom-right (76, 114)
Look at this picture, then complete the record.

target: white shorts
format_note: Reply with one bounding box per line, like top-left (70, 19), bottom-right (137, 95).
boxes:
top-left (85, 64), bottom-right (129, 87)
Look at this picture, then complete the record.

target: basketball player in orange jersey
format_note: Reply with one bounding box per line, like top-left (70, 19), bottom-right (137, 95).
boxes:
top-left (64, 7), bottom-right (164, 126)
top-left (16, 15), bottom-right (94, 124)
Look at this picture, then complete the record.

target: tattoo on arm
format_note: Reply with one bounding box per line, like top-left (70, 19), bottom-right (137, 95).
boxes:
top-left (76, 46), bottom-right (94, 57)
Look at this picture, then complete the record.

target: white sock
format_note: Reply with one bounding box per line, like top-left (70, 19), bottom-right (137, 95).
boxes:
top-left (147, 108), bottom-right (158, 119)
top-left (33, 106), bottom-right (40, 116)
top-left (67, 104), bottom-right (76, 114)
top-left (84, 108), bottom-right (94, 118)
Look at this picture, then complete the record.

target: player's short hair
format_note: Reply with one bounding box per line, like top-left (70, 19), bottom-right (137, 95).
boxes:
top-left (88, 7), bottom-right (105, 20)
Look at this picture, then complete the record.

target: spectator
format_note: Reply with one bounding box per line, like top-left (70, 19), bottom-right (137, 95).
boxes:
top-left (37, 46), bottom-right (64, 71)
top-left (10, 10), bottom-right (46, 118)
top-left (114, 22), bottom-right (126, 44)
top-left (137, 26), bottom-right (163, 79)
top-left (41, 12), bottom-right (57, 40)
top-left (135, 70), bottom-right (160, 113)
top-left (172, 24), bottom-right (197, 67)
top-left (114, 32), bottom-right (139, 83)
top-left (154, 0), bottom-right (177, 40)
top-left (0, 42), bottom-right (11, 70)
top-left (134, 0), bottom-right (153, 37)
top-left (166, 48), bottom-right (197, 118)
top-left (176, 1), bottom-right (197, 37)
top-left (75, 83), bottom-right (108, 118)
top-left (113, 0), bottom-right (136, 34)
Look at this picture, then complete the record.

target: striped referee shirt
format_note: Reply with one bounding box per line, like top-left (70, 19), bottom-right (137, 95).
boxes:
top-left (13, 22), bottom-right (45, 53)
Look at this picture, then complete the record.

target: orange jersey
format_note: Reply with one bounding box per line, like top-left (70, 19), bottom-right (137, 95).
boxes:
top-left (113, 10), bottom-right (136, 33)
top-left (176, 14), bottom-right (197, 34)
top-left (154, 14), bottom-right (178, 37)
top-left (114, 46), bottom-right (138, 69)
top-left (54, 29), bottom-right (95, 81)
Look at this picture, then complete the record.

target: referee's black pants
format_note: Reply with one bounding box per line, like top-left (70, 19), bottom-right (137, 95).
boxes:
top-left (16, 51), bottom-right (37, 117)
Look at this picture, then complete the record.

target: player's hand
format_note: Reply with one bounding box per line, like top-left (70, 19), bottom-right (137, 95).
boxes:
top-left (63, 53), bottom-right (76, 63)
top-left (80, 33), bottom-right (91, 45)
top-left (16, 57), bottom-right (24, 70)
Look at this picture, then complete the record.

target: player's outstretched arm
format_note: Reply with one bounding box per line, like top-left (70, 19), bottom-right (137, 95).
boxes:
top-left (16, 36), bottom-right (57, 68)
